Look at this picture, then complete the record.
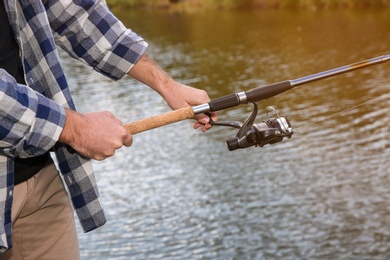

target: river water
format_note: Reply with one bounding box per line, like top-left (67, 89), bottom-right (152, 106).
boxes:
top-left (60, 8), bottom-right (390, 260)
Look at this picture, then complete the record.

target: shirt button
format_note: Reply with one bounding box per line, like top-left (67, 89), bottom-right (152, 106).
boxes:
top-left (8, 190), bottom-right (13, 197)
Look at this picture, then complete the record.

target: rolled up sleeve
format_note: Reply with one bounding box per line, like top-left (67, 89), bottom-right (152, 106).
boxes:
top-left (0, 70), bottom-right (65, 158)
top-left (46, 0), bottom-right (148, 80)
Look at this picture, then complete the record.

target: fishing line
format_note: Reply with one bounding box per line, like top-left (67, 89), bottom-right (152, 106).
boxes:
top-left (295, 91), bottom-right (390, 132)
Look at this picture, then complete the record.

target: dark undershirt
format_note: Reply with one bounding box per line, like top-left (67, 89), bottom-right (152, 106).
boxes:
top-left (0, 1), bottom-right (49, 184)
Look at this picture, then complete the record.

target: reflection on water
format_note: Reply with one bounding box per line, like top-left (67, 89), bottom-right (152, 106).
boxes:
top-left (61, 8), bottom-right (390, 259)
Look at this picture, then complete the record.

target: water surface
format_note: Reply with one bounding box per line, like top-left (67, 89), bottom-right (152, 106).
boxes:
top-left (60, 8), bottom-right (390, 259)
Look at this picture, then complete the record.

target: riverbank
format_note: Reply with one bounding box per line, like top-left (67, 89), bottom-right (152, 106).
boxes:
top-left (106, 0), bottom-right (390, 10)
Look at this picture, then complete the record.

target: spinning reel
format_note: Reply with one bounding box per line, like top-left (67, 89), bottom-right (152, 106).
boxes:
top-left (209, 103), bottom-right (293, 151)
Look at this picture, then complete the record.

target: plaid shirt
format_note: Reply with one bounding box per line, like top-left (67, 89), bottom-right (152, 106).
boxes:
top-left (0, 0), bottom-right (147, 252)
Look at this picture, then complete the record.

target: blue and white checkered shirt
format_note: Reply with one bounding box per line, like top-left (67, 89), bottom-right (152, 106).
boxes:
top-left (0, 0), bottom-right (147, 252)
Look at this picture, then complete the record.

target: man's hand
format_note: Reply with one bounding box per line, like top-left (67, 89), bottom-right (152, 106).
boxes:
top-left (158, 78), bottom-right (217, 132)
top-left (128, 54), bottom-right (218, 132)
top-left (59, 108), bottom-right (132, 160)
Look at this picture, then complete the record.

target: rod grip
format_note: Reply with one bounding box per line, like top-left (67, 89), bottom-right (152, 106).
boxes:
top-left (208, 93), bottom-right (240, 111)
top-left (124, 106), bottom-right (195, 135)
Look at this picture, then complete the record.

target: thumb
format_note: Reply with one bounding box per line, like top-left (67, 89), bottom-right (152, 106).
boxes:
top-left (122, 132), bottom-right (133, 147)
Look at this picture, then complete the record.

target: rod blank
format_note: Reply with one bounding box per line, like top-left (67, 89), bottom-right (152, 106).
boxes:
top-left (124, 54), bottom-right (389, 135)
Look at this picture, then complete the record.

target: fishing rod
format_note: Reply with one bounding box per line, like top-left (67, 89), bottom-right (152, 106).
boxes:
top-left (124, 54), bottom-right (389, 150)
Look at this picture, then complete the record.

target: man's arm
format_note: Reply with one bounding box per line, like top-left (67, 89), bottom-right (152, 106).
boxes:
top-left (47, 0), bottom-right (216, 159)
top-left (0, 71), bottom-right (65, 158)
top-left (0, 70), bottom-right (131, 161)
top-left (58, 54), bottom-right (217, 160)
top-left (128, 54), bottom-right (218, 132)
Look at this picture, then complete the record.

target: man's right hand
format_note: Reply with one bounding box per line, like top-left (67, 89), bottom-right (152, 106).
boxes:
top-left (59, 108), bottom-right (132, 160)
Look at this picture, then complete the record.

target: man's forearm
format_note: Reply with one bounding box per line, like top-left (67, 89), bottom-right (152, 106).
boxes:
top-left (127, 54), bottom-right (173, 99)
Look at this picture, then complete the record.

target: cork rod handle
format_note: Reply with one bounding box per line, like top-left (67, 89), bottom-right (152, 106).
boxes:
top-left (123, 106), bottom-right (195, 135)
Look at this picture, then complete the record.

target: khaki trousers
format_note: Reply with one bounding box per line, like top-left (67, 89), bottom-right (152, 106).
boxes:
top-left (0, 159), bottom-right (80, 260)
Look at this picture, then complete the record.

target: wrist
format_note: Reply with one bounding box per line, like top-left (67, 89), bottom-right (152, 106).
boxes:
top-left (157, 77), bottom-right (177, 100)
top-left (59, 108), bottom-right (83, 146)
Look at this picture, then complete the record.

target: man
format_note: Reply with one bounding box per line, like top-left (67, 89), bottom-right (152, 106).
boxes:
top-left (0, 0), bottom-right (217, 258)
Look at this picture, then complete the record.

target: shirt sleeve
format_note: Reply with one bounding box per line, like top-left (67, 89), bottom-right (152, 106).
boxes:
top-left (0, 70), bottom-right (66, 158)
top-left (45, 0), bottom-right (148, 80)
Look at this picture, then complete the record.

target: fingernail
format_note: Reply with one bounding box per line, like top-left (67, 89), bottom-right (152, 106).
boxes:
top-left (200, 117), bottom-right (209, 124)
